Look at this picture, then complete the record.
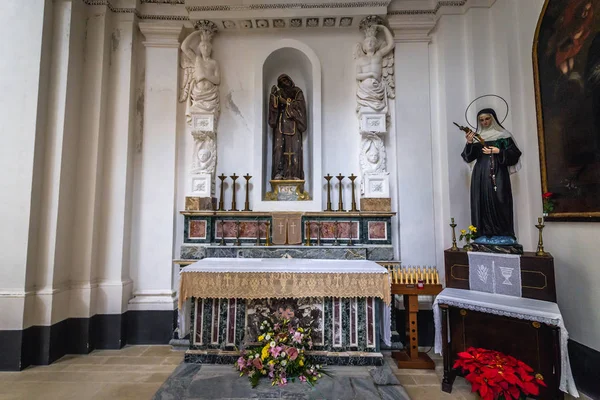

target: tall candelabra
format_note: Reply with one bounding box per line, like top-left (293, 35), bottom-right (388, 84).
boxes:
top-left (217, 174), bottom-right (227, 211)
top-left (535, 217), bottom-right (547, 256)
top-left (349, 174), bottom-right (358, 212)
top-left (324, 174), bottom-right (333, 211)
top-left (229, 173), bottom-right (239, 211)
top-left (336, 174), bottom-right (345, 212)
top-left (450, 217), bottom-right (459, 251)
top-left (243, 173), bottom-right (252, 211)
top-left (265, 220), bottom-right (272, 246)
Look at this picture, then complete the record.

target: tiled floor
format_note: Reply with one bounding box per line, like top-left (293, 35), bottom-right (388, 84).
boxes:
top-left (0, 346), bottom-right (590, 400)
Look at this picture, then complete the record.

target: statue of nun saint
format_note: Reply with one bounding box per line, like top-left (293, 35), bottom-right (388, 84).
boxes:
top-left (461, 108), bottom-right (522, 244)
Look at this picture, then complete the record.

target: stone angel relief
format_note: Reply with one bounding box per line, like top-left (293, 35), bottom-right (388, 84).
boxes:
top-left (359, 134), bottom-right (387, 176)
top-left (354, 17), bottom-right (395, 114)
top-left (179, 21), bottom-right (221, 126)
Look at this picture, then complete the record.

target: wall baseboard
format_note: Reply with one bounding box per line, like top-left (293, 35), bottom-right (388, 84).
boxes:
top-left (0, 310), bottom-right (175, 371)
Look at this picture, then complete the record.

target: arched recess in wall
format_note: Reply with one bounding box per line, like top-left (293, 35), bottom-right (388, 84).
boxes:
top-left (252, 39), bottom-right (322, 211)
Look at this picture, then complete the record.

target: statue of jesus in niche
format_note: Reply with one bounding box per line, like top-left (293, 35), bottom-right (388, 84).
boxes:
top-left (268, 74), bottom-right (307, 180)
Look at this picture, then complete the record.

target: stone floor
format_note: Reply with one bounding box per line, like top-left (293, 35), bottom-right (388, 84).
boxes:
top-left (0, 346), bottom-right (590, 400)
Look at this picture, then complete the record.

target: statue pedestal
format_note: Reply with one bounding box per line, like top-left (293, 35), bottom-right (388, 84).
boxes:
top-left (358, 109), bottom-right (387, 134)
top-left (471, 242), bottom-right (524, 255)
top-left (363, 173), bottom-right (390, 198)
top-left (266, 180), bottom-right (310, 201)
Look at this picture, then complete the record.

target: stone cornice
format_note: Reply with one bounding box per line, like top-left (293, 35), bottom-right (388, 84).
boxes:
top-left (138, 22), bottom-right (184, 47)
top-left (388, 15), bottom-right (436, 43)
top-left (82, 0), bottom-right (495, 24)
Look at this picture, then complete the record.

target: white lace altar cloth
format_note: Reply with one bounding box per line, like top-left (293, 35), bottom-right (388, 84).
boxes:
top-left (178, 258), bottom-right (392, 346)
top-left (433, 288), bottom-right (578, 397)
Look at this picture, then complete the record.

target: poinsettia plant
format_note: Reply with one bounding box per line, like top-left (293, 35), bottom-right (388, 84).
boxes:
top-left (236, 316), bottom-right (327, 388)
top-left (453, 347), bottom-right (546, 400)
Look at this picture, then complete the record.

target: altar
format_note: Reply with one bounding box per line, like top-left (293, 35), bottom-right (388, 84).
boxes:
top-left (178, 258), bottom-right (391, 366)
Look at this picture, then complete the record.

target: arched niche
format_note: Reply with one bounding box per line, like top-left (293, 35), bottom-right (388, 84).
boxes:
top-left (252, 39), bottom-right (322, 211)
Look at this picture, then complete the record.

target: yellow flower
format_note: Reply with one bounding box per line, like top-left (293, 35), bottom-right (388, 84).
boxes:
top-left (268, 360), bottom-right (275, 365)
top-left (258, 335), bottom-right (264, 342)
top-left (468, 225), bottom-right (477, 232)
top-left (460, 229), bottom-right (467, 235)
top-left (298, 327), bottom-right (304, 333)
top-left (299, 359), bottom-right (304, 366)
top-left (261, 344), bottom-right (269, 360)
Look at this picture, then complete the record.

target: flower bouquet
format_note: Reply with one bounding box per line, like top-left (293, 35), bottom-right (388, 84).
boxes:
top-left (236, 317), bottom-right (327, 388)
top-left (460, 225), bottom-right (477, 250)
top-left (453, 347), bottom-right (546, 400)
top-left (542, 192), bottom-right (555, 215)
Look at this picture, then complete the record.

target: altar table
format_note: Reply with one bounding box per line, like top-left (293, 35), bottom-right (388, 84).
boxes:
top-left (178, 258), bottom-right (392, 364)
top-left (433, 288), bottom-right (578, 398)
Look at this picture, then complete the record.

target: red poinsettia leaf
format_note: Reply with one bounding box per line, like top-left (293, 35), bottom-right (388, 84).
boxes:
top-left (457, 351), bottom-right (475, 359)
top-left (536, 377), bottom-right (547, 387)
top-left (520, 380), bottom-right (540, 396)
top-left (480, 382), bottom-right (489, 397)
top-left (517, 360), bottom-right (534, 372)
top-left (502, 372), bottom-right (520, 385)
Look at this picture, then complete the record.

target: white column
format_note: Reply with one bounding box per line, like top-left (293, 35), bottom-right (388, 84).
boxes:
top-left (95, 12), bottom-right (137, 316)
top-left (129, 22), bottom-right (183, 312)
top-left (69, 4), bottom-right (111, 319)
top-left (34, 0), bottom-right (85, 327)
top-left (0, 0), bottom-right (50, 332)
top-left (390, 18), bottom-right (437, 266)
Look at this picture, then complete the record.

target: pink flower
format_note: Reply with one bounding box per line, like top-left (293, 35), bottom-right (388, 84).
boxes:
top-left (270, 345), bottom-right (282, 358)
top-left (293, 331), bottom-right (303, 343)
top-left (299, 375), bottom-right (307, 382)
top-left (278, 377), bottom-right (288, 387)
top-left (252, 358), bottom-right (263, 370)
top-left (287, 347), bottom-right (299, 361)
top-left (237, 356), bottom-right (245, 369)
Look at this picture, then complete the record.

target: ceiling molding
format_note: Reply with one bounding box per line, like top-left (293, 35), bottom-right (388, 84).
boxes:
top-left (186, 2), bottom-right (391, 12)
top-left (387, 0), bottom-right (467, 16)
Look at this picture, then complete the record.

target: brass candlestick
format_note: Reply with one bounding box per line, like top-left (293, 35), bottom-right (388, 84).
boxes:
top-left (229, 174), bottom-right (239, 211)
top-left (535, 217), bottom-right (547, 256)
top-left (265, 220), bottom-right (272, 246)
top-left (324, 174), bottom-right (333, 211)
top-left (305, 221), bottom-right (311, 246)
top-left (256, 220), bottom-right (261, 246)
top-left (347, 221), bottom-right (354, 246)
top-left (349, 174), bottom-right (358, 212)
top-left (243, 174), bottom-right (252, 211)
top-left (234, 220), bottom-right (241, 246)
top-left (217, 174), bottom-right (227, 211)
top-left (317, 221), bottom-right (321, 246)
top-left (450, 217), bottom-right (459, 251)
top-left (336, 174), bottom-right (345, 212)
top-left (219, 219), bottom-right (225, 246)
top-left (334, 221), bottom-right (339, 246)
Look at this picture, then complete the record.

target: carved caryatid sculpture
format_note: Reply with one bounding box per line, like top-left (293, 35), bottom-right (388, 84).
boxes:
top-left (354, 16), bottom-right (395, 115)
top-left (180, 21), bottom-right (221, 126)
top-left (180, 21), bottom-right (221, 195)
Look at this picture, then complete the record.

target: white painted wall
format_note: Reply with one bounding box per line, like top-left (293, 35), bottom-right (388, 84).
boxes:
top-left (429, 0), bottom-right (600, 352)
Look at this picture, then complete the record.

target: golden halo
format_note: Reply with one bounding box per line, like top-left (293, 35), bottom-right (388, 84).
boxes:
top-left (465, 94), bottom-right (509, 129)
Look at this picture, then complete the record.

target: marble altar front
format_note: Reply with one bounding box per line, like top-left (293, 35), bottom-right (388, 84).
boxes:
top-left (178, 258), bottom-right (391, 366)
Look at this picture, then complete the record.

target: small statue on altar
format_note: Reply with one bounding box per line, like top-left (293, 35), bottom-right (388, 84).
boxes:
top-left (461, 108), bottom-right (522, 245)
top-left (268, 74), bottom-right (307, 180)
top-left (180, 21), bottom-right (221, 125)
top-left (354, 17), bottom-right (395, 114)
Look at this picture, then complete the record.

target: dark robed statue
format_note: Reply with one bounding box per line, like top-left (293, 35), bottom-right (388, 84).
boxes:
top-left (461, 109), bottom-right (522, 243)
top-left (269, 74), bottom-right (307, 180)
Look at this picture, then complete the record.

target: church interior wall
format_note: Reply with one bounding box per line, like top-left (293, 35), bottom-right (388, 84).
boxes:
top-left (2, 0), bottom-right (599, 381)
top-left (429, 0), bottom-right (600, 354)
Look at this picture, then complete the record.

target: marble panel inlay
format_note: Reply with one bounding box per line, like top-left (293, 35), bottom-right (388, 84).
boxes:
top-left (367, 221), bottom-right (387, 240)
top-left (246, 298), bottom-right (324, 345)
top-left (366, 298), bottom-right (374, 347)
top-left (194, 298), bottom-right (204, 344)
top-left (211, 299), bottom-right (219, 344)
top-left (236, 247), bottom-right (366, 260)
top-left (332, 298), bottom-right (342, 347)
top-left (306, 221), bottom-right (359, 240)
top-left (216, 220), bottom-right (266, 239)
top-left (189, 220), bottom-right (207, 239)
top-left (227, 299), bottom-right (236, 345)
top-left (350, 298), bottom-right (358, 346)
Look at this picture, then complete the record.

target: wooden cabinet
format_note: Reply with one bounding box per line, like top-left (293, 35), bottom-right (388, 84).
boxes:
top-left (442, 249), bottom-right (562, 399)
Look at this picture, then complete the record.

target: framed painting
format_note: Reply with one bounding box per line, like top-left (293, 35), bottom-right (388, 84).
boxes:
top-left (533, 0), bottom-right (600, 220)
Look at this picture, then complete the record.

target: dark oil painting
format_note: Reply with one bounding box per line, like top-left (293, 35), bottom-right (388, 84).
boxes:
top-left (534, 0), bottom-right (600, 219)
